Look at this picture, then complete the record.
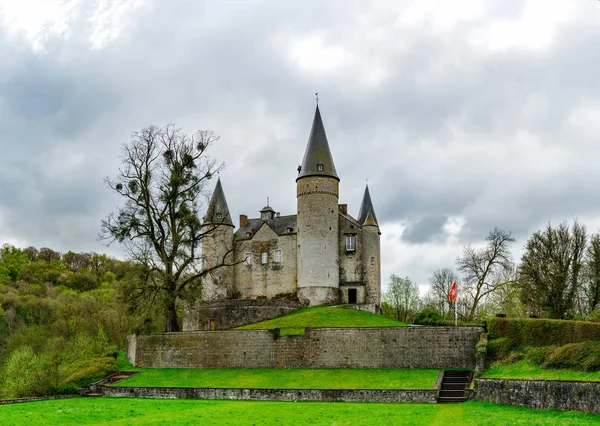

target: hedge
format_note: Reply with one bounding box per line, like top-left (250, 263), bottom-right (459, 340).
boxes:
top-left (488, 318), bottom-right (600, 346)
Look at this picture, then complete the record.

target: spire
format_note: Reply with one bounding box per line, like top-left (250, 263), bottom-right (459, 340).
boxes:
top-left (203, 177), bottom-right (233, 226)
top-left (296, 105), bottom-right (339, 182)
top-left (358, 184), bottom-right (378, 226)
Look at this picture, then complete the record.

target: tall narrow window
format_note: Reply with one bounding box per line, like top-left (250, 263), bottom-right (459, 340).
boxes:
top-left (261, 252), bottom-right (268, 264)
top-left (345, 235), bottom-right (356, 252)
top-left (274, 249), bottom-right (282, 263)
top-left (371, 256), bottom-right (375, 265)
top-left (245, 253), bottom-right (252, 265)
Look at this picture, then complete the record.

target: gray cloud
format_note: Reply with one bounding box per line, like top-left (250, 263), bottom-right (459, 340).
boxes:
top-left (1, 0), bottom-right (600, 290)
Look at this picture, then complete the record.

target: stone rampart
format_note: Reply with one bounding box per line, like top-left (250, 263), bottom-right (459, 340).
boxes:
top-left (128, 326), bottom-right (482, 369)
top-left (474, 378), bottom-right (600, 414)
top-left (97, 385), bottom-right (438, 403)
top-left (183, 299), bottom-right (303, 331)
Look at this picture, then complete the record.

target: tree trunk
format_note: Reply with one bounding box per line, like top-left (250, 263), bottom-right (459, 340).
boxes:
top-left (165, 298), bottom-right (180, 332)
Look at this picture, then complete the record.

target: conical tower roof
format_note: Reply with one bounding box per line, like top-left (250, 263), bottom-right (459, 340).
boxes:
top-left (203, 177), bottom-right (233, 226)
top-left (358, 184), bottom-right (378, 226)
top-left (296, 105), bottom-right (339, 181)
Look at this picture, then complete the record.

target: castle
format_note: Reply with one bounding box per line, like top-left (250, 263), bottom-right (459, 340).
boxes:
top-left (183, 106), bottom-right (381, 330)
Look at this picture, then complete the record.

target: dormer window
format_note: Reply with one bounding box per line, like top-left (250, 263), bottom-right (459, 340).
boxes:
top-left (286, 227), bottom-right (293, 233)
top-left (216, 213), bottom-right (222, 221)
top-left (317, 164), bottom-right (324, 171)
top-left (246, 232), bottom-right (252, 238)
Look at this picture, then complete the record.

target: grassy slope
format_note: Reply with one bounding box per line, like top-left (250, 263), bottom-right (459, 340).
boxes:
top-left (115, 368), bottom-right (439, 389)
top-left (481, 361), bottom-right (600, 382)
top-left (1, 399), bottom-right (599, 426)
top-left (235, 305), bottom-right (407, 330)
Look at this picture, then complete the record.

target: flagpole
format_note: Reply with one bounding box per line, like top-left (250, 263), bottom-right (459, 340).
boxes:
top-left (455, 283), bottom-right (458, 327)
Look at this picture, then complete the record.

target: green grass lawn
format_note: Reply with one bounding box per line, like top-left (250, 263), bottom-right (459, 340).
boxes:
top-left (235, 305), bottom-right (407, 331)
top-left (481, 360), bottom-right (600, 382)
top-left (1, 398), bottom-right (599, 425)
top-left (114, 368), bottom-right (439, 389)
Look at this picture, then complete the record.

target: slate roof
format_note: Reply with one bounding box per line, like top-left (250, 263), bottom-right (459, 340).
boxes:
top-left (296, 106), bottom-right (339, 181)
top-left (234, 214), bottom-right (297, 241)
top-left (203, 178), bottom-right (233, 226)
top-left (357, 184), bottom-right (379, 226)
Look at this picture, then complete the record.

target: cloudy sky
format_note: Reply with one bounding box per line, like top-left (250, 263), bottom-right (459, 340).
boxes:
top-left (1, 0), bottom-right (600, 293)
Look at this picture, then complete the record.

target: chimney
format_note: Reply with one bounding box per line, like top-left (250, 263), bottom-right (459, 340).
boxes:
top-left (239, 214), bottom-right (248, 228)
top-left (338, 204), bottom-right (348, 215)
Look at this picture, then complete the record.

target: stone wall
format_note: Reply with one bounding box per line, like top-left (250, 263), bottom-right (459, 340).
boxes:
top-left (474, 379), bottom-right (600, 414)
top-left (182, 299), bottom-right (303, 331)
top-left (128, 326), bottom-right (482, 369)
top-left (233, 227), bottom-right (298, 299)
top-left (97, 385), bottom-right (438, 403)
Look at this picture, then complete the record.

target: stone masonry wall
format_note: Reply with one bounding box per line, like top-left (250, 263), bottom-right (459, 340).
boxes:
top-left (474, 379), bottom-right (600, 414)
top-left (98, 385), bottom-right (438, 403)
top-left (128, 326), bottom-right (482, 369)
top-left (183, 299), bottom-right (303, 331)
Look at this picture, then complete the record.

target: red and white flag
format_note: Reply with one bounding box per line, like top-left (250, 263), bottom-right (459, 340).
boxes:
top-left (448, 281), bottom-right (457, 301)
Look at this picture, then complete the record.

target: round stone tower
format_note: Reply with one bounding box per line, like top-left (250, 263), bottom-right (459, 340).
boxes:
top-left (358, 184), bottom-right (381, 311)
top-left (200, 177), bottom-right (234, 301)
top-left (296, 106), bottom-right (340, 306)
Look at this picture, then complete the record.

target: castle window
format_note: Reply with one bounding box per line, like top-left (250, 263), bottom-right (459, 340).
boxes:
top-left (345, 235), bottom-right (355, 252)
top-left (246, 232), bottom-right (252, 237)
top-left (274, 249), bottom-right (282, 263)
top-left (371, 256), bottom-right (375, 265)
top-left (261, 252), bottom-right (268, 264)
top-left (245, 253), bottom-right (252, 265)
top-left (317, 164), bottom-right (324, 171)
top-left (216, 213), bottom-right (222, 221)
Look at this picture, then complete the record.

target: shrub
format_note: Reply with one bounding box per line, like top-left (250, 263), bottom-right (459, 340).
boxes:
top-left (61, 357), bottom-right (118, 390)
top-left (3, 346), bottom-right (60, 398)
top-left (487, 317), bottom-right (600, 346)
top-left (414, 308), bottom-right (441, 325)
top-left (543, 341), bottom-right (600, 372)
top-left (486, 337), bottom-right (520, 361)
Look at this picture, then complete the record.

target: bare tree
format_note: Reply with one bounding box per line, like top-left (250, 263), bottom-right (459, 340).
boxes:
top-left (100, 124), bottom-right (234, 332)
top-left (427, 268), bottom-right (458, 319)
top-left (519, 221), bottom-right (587, 319)
top-left (457, 228), bottom-right (515, 321)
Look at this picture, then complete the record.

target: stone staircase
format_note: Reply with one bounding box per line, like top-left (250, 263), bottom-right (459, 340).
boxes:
top-left (437, 370), bottom-right (472, 403)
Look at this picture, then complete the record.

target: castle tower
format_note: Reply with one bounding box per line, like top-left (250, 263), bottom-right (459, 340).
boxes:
top-left (358, 184), bottom-right (381, 310)
top-left (201, 177), bottom-right (234, 301)
top-left (296, 106), bottom-right (340, 306)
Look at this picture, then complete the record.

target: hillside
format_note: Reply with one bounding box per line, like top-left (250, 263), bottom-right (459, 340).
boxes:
top-left (235, 305), bottom-right (407, 332)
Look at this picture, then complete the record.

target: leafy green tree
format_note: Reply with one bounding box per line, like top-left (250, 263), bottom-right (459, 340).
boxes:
top-left (101, 124), bottom-right (227, 332)
top-left (383, 275), bottom-right (420, 323)
top-left (0, 245), bottom-right (29, 283)
top-left (584, 234), bottom-right (600, 313)
top-left (519, 221), bottom-right (587, 318)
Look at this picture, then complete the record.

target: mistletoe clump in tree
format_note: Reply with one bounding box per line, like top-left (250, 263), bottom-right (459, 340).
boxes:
top-left (101, 124), bottom-right (231, 332)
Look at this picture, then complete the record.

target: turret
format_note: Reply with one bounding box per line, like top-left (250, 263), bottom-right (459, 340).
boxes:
top-left (200, 177), bottom-right (234, 301)
top-left (359, 184), bottom-right (381, 311)
top-left (296, 106), bottom-right (340, 306)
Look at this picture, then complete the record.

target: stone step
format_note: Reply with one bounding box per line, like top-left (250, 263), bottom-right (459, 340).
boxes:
top-left (439, 390), bottom-right (465, 398)
top-left (438, 396), bottom-right (467, 404)
top-left (441, 383), bottom-right (466, 390)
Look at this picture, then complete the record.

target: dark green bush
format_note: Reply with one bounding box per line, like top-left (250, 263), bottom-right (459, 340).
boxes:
top-left (487, 317), bottom-right (600, 346)
top-left (543, 341), bottom-right (600, 372)
top-left (61, 356), bottom-right (118, 389)
top-left (486, 337), bottom-right (520, 360)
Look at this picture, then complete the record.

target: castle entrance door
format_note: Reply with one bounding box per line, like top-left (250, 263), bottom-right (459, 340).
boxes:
top-left (348, 289), bottom-right (357, 304)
